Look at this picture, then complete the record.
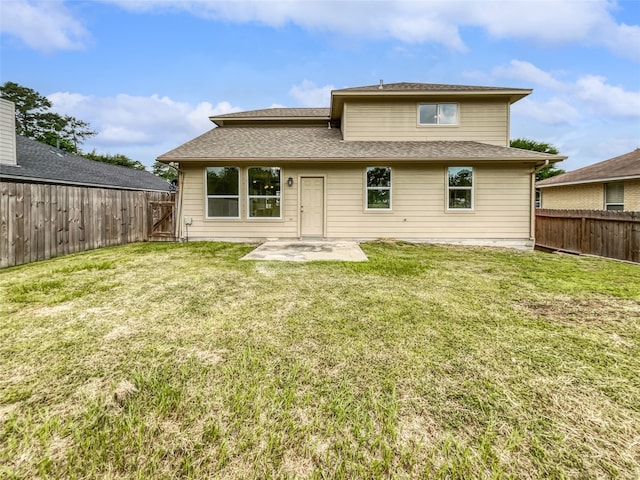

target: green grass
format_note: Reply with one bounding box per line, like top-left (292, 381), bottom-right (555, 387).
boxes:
top-left (0, 241), bottom-right (638, 479)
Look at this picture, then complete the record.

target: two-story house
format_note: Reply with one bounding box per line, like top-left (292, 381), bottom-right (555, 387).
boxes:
top-left (157, 82), bottom-right (564, 248)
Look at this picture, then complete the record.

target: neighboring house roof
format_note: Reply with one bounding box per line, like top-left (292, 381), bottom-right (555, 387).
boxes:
top-left (158, 126), bottom-right (563, 163)
top-left (0, 135), bottom-right (172, 192)
top-left (537, 148), bottom-right (640, 188)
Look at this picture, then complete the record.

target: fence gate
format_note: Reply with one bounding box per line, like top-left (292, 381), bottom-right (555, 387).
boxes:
top-left (149, 200), bottom-right (176, 241)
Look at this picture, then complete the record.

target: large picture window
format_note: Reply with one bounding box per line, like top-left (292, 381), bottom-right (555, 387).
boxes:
top-left (447, 166), bottom-right (473, 210)
top-left (206, 167), bottom-right (239, 218)
top-left (605, 182), bottom-right (624, 211)
top-left (366, 167), bottom-right (391, 209)
top-left (419, 103), bottom-right (458, 125)
top-left (248, 167), bottom-right (281, 218)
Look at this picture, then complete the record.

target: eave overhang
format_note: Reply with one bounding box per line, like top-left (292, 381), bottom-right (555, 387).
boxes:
top-left (329, 88), bottom-right (532, 121)
top-left (537, 174), bottom-right (640, 188)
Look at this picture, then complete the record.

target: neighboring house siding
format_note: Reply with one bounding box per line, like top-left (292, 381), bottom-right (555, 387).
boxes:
top-left (540, 184), bottom-right (603, 210)
top-left (342, 100), bottom-right (509, 146)
top-left (625, 179), bottom-right (640, 211)
top-left (540, 180), bottom-right (640, 211)
top-left (180, 163), bottom-right (532, 241)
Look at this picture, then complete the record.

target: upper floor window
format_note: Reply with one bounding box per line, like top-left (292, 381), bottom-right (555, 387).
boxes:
top-left (419, 103), bottom-right (458, 125)
top-left (206, 167), bottom-right (239, 218)
top-left (248, 167), bottom-right (281, 218)
top-left (447, 166), bottom-right (473, 210)
top-left (605, 182), bottom-right (624, 211)
top-left (366, 167), bottom-right (391, 209)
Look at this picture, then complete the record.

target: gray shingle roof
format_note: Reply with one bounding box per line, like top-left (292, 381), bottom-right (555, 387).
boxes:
top-left (213, 108), bottom-right (329, 119)
top-left (157, 126), bottom-right (564, 163)
top-left (334, 82), bottom-right (530, 93)
top-left (537, 148), bottom-right (640, 187)
top-left (1, 135), bottom-right (172, 192)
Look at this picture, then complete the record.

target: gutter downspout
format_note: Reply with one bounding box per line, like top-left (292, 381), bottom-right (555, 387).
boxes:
top-left (172, 164), bottom-right (185, 241)
top-left (530, 159), bottom-right (550, 243)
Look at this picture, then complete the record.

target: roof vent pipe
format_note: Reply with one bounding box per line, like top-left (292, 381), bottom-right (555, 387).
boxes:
top-left (379, 79), bottom-right (384, 90)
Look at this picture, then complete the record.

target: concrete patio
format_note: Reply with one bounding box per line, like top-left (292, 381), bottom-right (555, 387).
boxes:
top-left (241, 240), bottom-right (368, 262)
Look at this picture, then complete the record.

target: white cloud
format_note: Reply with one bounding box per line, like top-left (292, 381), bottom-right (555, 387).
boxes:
top-left (493, 60), bottom-right (567, 91)
top-left (102, 0), bottom-right (639, 60)
top-left (512, 97), bottom-right (581, 125)
top-left (0, 0), bottom-right (88, 52)
top-left (47, 91), bottom-right (242, 165)
top-left (5, 0), bottom-right (638, 60)
top-left (289, 80), bottom-right (334, 107)
top-left (494, 61), bottom-right (640, 122)
top-left (574, 75), bottom-right (640, 118)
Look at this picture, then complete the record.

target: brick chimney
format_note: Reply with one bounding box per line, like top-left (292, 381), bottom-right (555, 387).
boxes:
top-left (0, 98), bottom-right (17, 166)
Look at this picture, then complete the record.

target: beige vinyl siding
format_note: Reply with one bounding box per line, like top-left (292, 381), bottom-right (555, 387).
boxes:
top-left (180, 164), bottom-right (298, 239)
top-left (343, 100), bottom-right (509, 146)
top-left (0, 98), bottom-right (17, 165)
top-left (326, 164), bottom-right (531, 238)
top-left (180, 162), bottom-right (533, 241)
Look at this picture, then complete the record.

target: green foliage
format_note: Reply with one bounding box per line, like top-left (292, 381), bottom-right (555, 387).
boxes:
top-left (83, 150), bottom-right (146, 170)
top-left (510, 138), bottom-right (566, 181)
top-left (153, 161), bottom-right (178, 181)
top-left (0, 81), bottom-right (96, 153)
top-left (535, 164), bottom-right (566, 181)
top-left (510, 138), bottom-right (559, 154)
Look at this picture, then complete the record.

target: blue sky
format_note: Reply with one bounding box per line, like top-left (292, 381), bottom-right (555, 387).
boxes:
top-left (1, 0), bottom-right (639, 171)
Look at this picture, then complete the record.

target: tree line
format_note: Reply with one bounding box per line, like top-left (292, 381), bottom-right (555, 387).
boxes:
top-left (0, 81), bottom-right (176, 181)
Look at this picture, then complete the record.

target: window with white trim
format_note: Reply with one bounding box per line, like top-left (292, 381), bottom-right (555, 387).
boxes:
top-left (248, 167), bottom-right (281, 218)
top-left (366, 167), bottom-right (391, 210)
top-left (419, 103), bottom-right (458, 125)
top-left (605, 182), bottom-right (624, 211)
top-left (447, 166), bottom-right (473, 210)
top-left (206, 167), bottom-right (239, 218)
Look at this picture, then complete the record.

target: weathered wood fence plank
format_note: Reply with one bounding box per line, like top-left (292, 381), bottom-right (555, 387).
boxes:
top-left (536, 209), bottom-right (640, 263)
top-left (0, 181), bottom-right (174, 268)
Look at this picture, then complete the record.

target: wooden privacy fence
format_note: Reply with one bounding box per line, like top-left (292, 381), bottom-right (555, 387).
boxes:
top-left (536, 209), bottom-right (640, 263)
top-left (0, 181), bottom-right (175, 268)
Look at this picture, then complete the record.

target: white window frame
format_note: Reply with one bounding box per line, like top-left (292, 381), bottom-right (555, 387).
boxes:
top-left (418, 103), bottom-right (459, 126)
top-left (247, 166), bottom-right (282, 219)
top-left (446, 166), bottom-right (474, 211)
top-left (365, 166), bottom-right (392, 211)
top-left (604, 182), bottom-right (624, 211)
top-left (205, 166), bottom-right (240, 219)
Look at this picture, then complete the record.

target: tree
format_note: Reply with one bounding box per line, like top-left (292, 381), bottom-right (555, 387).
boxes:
top-left (0, 81), bottom-right (96, 153)
top-left (510, 138), bottom-right (566, 181)
top-left (152, 161), bottom-right (178, 182)
top-left (84, 150), bottom-right (146, 170)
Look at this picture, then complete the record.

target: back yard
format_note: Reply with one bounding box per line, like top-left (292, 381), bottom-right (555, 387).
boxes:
top-left (0, 241), bottom-right (638, 479)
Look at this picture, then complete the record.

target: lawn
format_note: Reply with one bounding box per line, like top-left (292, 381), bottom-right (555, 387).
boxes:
top-left (0, 241), bottom-right (639, 479)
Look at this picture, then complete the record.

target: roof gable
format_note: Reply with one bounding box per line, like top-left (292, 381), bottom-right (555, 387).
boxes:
top-left (537, 148), bottom-right (640, 187)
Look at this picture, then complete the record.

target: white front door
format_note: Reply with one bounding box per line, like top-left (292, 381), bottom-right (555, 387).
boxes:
top-left (300, 177), bottom-right (324, 237)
